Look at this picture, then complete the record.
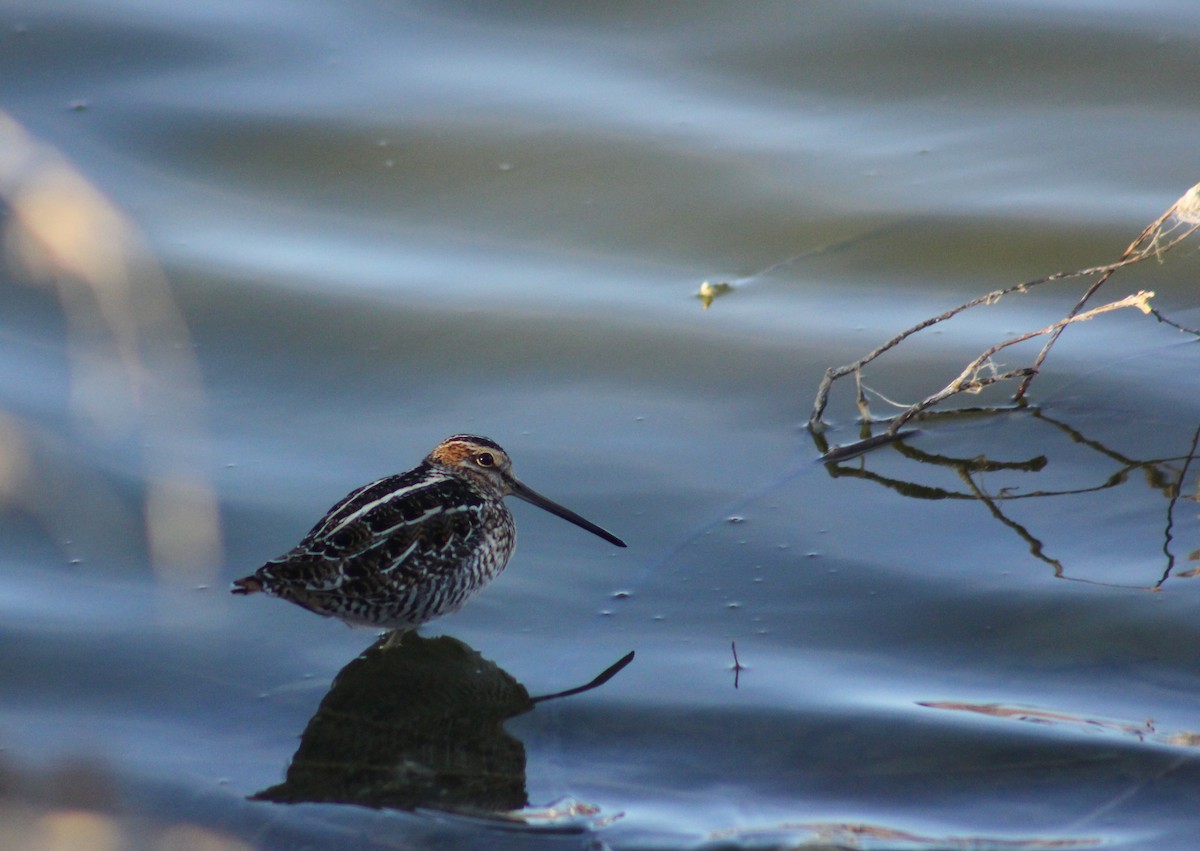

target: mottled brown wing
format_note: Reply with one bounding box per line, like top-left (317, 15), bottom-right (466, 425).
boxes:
top-left (255, 466), bottom-right (488, 594)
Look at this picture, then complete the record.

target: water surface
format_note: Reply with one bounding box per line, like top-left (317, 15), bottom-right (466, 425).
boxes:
top-left (3, 2), bottom-right (1200, 849)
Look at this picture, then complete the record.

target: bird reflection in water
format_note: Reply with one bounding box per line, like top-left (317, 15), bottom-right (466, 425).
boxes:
top-left (252, 632), bottom-right (633, 820)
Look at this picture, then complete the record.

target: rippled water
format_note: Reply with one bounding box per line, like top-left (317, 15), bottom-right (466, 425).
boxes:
top-left (4, 2), bottom-right (1200, 849)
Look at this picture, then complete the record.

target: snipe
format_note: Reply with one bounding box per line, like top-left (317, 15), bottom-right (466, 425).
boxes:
top-left (231, 434), bottom-right (625, 629)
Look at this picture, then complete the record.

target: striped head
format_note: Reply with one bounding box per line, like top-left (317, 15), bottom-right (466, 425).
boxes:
top-left (425, 434), bottom-right (626, 548)
top-left (426, 435), bottom-right (514, 500)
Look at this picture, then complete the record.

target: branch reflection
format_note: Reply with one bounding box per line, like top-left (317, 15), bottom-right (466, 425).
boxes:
top-left (919, 700), bottom-right (1200, 748)
top-left (813, 408), bottom-right (1200, 589)
top-left (253, 632), bottom-right (632, 823)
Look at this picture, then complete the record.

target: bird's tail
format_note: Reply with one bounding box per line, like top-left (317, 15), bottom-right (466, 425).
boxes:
top-left (230, 575), bottom-right (264, 595)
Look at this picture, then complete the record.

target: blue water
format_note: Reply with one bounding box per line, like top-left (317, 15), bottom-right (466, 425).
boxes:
top-left (3, 2), bottom-right (1200, 848)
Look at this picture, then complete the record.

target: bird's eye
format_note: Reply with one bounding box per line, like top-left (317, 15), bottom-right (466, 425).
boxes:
top-left (476, 452), bottom-right (495, 467)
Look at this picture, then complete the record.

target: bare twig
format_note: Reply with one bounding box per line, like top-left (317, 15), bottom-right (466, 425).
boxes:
top-left (885, 291), bottom-right (1155, 436)
top-left (1148, 306), bottom-right (1200, 337)
top-left (1014, 185), bottom-right (1200, 400)
top-left (808, 261), bottom-right (1144, 429)
top-left (809, 182), bottom-right (1200, 432)
top-left (730, 641), bottom-right (745, 689)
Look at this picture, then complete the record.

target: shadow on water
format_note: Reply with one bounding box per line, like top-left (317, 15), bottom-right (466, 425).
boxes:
top-left (813, 407), bottom-right (1200, 590)
top-left (252, 631), bottom-right (633, 829)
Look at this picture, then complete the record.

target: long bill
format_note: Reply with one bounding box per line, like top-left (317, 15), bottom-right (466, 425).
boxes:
top-left (508, 478), bottom-right (627, 548)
